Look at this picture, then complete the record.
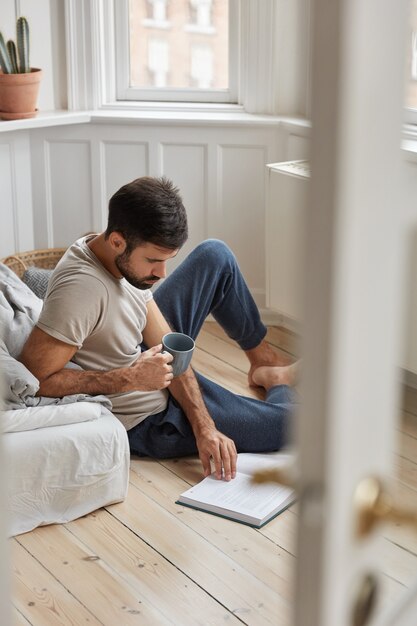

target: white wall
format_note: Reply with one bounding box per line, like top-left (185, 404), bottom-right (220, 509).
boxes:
top-left (0, 131), bottom-right (34, 254)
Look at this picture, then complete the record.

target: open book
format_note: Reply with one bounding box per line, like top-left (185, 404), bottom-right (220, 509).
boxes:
top-left (176, 451), bottom-right (296, 528)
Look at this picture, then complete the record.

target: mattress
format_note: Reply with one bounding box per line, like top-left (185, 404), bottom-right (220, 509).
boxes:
top-left (4, 406), bottom-right (130, 536)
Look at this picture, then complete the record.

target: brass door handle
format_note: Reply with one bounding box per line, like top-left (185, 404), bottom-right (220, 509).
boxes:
top-left (253, 472), bottom-right (417, 540)
top-left (354, 476), bottom-right (417, 538)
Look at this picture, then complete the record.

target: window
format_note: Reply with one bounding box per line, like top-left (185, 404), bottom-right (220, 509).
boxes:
top-left (116, 0), bottom-right (235, 102)
top-left (66, 0), bottom-right (311, 116)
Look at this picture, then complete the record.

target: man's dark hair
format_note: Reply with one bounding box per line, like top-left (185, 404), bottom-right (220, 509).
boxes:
top-left (105, 176), bottom-right (188, 251)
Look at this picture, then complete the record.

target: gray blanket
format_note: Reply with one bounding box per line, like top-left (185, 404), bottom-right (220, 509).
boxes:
top-left (0, 263), bottom-right (111, 411)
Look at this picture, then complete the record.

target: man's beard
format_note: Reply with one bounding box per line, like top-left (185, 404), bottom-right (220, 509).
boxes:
top-left (115, 251), bottom-right (159, 290)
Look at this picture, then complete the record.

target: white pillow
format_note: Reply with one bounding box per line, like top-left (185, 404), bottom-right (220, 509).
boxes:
top-left (1, 402), bottom-right (101, 433)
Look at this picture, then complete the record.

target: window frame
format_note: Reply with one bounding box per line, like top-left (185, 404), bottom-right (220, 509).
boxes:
top-left (114, 0), bottom-right (239, 104)
top-left (65, 0), bottom-right (312, 117)
top-left (65, 0), bottom-right (417, 127)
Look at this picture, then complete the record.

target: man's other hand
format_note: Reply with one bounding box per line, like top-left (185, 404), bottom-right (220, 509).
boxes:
top-left (196, 427), bottom-right (237, 481)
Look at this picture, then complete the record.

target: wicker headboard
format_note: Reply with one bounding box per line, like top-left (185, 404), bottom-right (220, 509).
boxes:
top-left (0, 248), bottom-right (67, 278)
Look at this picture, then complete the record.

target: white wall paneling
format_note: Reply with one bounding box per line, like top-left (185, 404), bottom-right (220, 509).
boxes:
top-left (30, 127), bottom-right (95, 248)
top-left (30, 132), bottom-right (49, 248)
top-left (265, 161), bottom-right (309, 329)
top-left (160, 142), bottom-right (208, 264)
top-left (47, 140), bottom-right (93, 246)
top-left (10, 133), bottom-right (35, 253)
top-left (0, 132), bottom-right (34, 257)
top-left (219, 144), bottom-right (268, 306)
top-left (103, 141), bottom-right (149, 205)
top-left (0, 143), bottom-right (16, 256)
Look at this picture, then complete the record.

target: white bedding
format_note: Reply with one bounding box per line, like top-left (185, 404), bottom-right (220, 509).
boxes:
top-left (4, 406), bottom-right (130, 536)
top-left (1, 401), bottom-right (101, 433)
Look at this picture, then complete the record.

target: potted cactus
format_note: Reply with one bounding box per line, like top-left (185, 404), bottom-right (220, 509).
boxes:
top-left (0, 16), bottom-right (42, 120)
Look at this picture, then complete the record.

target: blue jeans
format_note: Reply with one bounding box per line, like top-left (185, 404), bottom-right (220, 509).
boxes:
top-left (128, 240), bottom-right (296, 458)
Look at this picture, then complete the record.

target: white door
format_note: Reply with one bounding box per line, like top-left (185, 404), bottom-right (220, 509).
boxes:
top-left (294, 1), bottom-right (417, 625)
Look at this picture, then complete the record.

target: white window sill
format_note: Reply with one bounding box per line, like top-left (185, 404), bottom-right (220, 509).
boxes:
top-left (0, 106), bottom-right (312, 131)
top-left (0, 110), bottom-right (91, 133)
top-left (90, 107), bottom-right (311, 127)
top-left (92, 101), bottom-right (311, 128)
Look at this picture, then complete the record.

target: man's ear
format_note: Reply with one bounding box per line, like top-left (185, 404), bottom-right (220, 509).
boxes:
top-left (108, 231), bottom-right (127, 253)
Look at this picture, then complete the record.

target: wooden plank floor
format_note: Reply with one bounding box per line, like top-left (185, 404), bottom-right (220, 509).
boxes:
top-left (10, 322), bottom-right (417, 625)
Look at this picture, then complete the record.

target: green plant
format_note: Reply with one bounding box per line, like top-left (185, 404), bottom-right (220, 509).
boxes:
top-left (0, 17), bottom-right (30, 74)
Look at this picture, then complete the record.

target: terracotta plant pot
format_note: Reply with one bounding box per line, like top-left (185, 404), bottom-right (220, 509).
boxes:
top-left (0, 68), bottom-right (42, 120)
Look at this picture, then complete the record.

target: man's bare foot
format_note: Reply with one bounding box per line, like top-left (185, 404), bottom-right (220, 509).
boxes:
top-left (246, 340), bottom-right (292, 387)
top-left (251, 361), bottom-right (299, 391)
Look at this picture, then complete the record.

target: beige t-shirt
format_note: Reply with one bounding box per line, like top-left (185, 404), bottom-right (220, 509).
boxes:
top-left (37, 236), bottom-right (168, 430)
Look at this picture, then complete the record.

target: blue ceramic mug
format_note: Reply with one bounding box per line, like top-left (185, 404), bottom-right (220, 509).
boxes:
top-left (162, 332), bottom-right (195, 377)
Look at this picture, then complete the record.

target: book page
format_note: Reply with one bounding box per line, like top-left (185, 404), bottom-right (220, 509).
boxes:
top-left (181, 473), bottom-right (293, 519)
